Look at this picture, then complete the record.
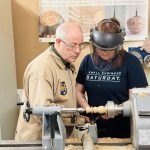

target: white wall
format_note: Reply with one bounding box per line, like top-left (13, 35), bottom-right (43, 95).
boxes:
top-left (0, 0), bottom-right (18, 139)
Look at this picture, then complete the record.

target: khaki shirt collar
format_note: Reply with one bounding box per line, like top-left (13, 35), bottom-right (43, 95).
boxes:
top-left (49, 45), bottom-right (76, 72)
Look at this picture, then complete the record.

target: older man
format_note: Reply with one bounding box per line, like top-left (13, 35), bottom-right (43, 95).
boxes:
top-left (15, 22), bottom-right (84, 140)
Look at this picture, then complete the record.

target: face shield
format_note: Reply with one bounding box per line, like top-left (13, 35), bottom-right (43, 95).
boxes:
top-left (90, 25), bottom-right (125, 71)
top-left (90, 29), bottom-right (125, 51)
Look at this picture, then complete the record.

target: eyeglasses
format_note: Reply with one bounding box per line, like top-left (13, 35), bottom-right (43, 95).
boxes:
top-left (61, 39), bottom-right (85, 50)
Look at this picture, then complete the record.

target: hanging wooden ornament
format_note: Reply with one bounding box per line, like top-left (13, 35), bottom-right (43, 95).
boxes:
top-left (127, 9), bottom-right (145, 34)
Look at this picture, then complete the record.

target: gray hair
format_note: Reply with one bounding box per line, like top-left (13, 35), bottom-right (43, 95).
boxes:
top-left (55, 25), bottom-right (67, 40)
top-left (55, 22), bottom-right (82, 41)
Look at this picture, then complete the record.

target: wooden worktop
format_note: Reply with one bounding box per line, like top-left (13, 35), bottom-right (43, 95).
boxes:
top-left (0, 138), bottom-right (134, 150)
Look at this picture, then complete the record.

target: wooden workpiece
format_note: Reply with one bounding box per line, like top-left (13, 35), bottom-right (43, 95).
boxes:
top-left (86, 106), bottom-right (107, 114)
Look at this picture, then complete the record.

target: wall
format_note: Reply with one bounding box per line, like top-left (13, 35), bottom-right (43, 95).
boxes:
top-left (0, 0), bottom-right (18, 139)
top-left (11, 0), bottom-right (48, 88)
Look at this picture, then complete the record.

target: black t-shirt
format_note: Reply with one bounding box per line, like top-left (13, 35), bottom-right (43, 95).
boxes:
top-left (76, 52), bottom-right (148, 138)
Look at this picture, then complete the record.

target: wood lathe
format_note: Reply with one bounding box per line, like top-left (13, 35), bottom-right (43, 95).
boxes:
top-left (1, 87), bottom-right (149, 150)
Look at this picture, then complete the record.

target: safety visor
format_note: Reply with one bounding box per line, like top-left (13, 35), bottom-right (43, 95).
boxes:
top-left (90, 29), bottom-right (125, 51)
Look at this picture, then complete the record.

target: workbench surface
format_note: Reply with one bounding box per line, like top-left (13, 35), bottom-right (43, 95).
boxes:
top-left (0, 138), bottom-right (134, 150)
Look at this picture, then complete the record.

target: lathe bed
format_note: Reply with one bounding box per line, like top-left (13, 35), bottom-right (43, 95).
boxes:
top-left (0, 138), bottom-right (133, 150)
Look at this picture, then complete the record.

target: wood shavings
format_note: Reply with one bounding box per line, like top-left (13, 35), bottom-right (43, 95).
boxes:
top-left (95, 144), bottom-right (133, 150)
top-left (65, 144), bottom-right (133, 150)
top-left (66, 138), bottom-right (133, 150)
top-left (65, 145), bottom-right (82, 150)
top-left (67, 138), bottom-right (81, 143)
top-left (98, 137), bottom-right (131, 143)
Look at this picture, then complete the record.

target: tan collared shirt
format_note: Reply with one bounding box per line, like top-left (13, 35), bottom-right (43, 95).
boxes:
top-left (15, 46), bottom-right (77, 140)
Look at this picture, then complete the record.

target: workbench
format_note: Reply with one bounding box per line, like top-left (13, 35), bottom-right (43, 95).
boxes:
top-left (0, 138), bottom-right (134, 150)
